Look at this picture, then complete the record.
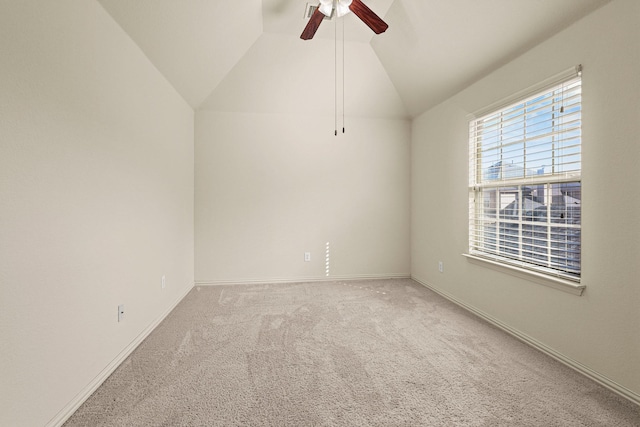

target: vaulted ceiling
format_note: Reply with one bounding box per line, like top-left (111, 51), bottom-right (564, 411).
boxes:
top-left (97, 0), bottom-right (610, 118)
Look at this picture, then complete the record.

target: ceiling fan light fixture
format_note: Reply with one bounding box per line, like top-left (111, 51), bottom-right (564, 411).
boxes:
top-left (336, 0), bottom-right (353, 17)
top-left (318, 0), bottom-right (334, 17)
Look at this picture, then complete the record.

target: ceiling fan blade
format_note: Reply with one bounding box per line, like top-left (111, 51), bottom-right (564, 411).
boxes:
top-left (300, 8), bottom-right (325, 40)
top-left (349, 0), bottom-right (389, 34)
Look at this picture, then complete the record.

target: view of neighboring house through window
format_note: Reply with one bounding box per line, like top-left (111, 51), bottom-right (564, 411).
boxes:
top-left (468, 67), bottom-right (582, 281)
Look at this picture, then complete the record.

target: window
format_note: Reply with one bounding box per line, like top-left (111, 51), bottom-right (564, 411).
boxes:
top-left (468, 66), bottom-right (582, 282)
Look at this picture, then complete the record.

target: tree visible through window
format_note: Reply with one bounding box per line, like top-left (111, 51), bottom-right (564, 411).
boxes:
top-left (469, 69), bottom-right (582, 281)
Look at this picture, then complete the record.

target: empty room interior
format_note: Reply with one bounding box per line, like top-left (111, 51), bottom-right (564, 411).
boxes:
top-left (1, 0), bottom-right (639, 425)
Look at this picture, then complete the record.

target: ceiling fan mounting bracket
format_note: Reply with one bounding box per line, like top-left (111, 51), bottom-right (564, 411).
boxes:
top-left (305, 3), bottom-right (333, 21)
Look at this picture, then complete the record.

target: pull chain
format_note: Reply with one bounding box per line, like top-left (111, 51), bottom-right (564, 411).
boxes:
top-left (334, 12), bottom-right (338, 136)
top-left (342, 16), bottom-right (345, 134)
top-left (333, 4), bottom-right (346, 136)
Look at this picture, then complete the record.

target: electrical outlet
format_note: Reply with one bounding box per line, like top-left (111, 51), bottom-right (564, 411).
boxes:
top-left (118, 304), bottom-right (125, 322)
top-left (438, 261), bottom-right (444, 273)
top-left (304, 252), bottom-right (311, 262)
top-left (161, 275), bottom-right (166, 289)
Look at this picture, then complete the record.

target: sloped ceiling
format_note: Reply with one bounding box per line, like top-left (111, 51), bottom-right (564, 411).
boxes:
top-left (97, 0), bottom-right (611, 117)
top-left (96, 0), bottom-right (263, 108)
top-left (372, 0), bottom-right (612, 116)
top-left (199, 33), bottom-right (407, 118)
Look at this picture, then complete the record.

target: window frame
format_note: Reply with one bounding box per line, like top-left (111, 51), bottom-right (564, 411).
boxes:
top-left (466, 66), bottom-right (584, 294)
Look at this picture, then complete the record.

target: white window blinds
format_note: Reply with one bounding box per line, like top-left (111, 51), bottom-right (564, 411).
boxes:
top-left (468, 66), bottom-right (582, 281)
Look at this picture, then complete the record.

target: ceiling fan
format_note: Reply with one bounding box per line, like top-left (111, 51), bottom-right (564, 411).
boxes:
top-left (301, 0), bottom-right (389, 40)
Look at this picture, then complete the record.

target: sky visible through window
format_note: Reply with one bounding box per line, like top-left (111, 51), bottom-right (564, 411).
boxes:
top-left (479, 80), bottom-right (581, 182)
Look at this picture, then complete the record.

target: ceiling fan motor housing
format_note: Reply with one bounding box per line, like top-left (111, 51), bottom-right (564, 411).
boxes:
top-left (319, 0), bottom-right (353, 18)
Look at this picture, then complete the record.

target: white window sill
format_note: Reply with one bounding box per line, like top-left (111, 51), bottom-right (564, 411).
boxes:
top-left (463, 253), bottom-right (585, 296)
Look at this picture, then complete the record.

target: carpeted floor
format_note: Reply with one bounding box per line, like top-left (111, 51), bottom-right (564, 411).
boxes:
top-left (64, 279), bottom-right (640, 426)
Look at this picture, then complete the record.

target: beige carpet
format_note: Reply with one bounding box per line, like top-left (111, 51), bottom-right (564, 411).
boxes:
top-left (65, 279), bottom-right (640, 426)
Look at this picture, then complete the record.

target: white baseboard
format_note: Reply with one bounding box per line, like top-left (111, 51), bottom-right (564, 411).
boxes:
top-left (47, 281), bottom-right (195, 427)
top-left (196, 274), bottom-right (411, 286)
top-left (411, 276), bottom-right (640, 407)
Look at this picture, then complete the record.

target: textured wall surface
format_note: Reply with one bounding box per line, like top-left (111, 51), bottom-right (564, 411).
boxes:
top-left (0, 1), bottom-right (194, 425)
top-left (411, 0), bottom-right (640, 402)
top-left (195, 111), bottom-right (411, 283)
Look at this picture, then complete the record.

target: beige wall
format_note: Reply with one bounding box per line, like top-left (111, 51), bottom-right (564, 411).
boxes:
top-left (0, 1), bottom-right (194, 426)
top-left (195, 111), bottom-right (410, 283)
top-left (412, 0), bottom-right (639, 401)
top-left (195, 32), bottom-right (411, 283)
